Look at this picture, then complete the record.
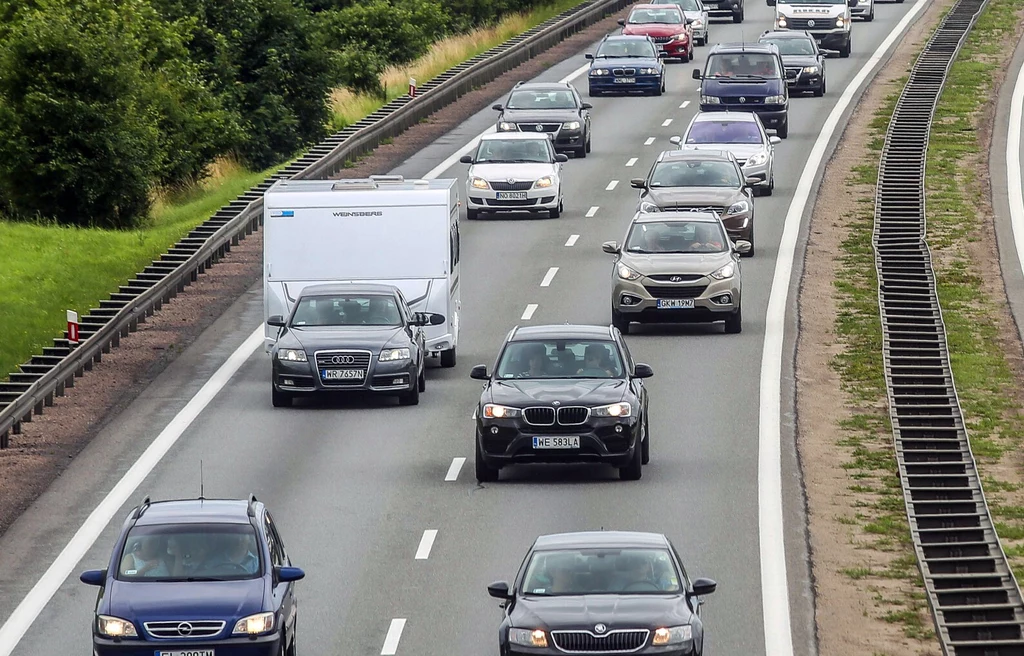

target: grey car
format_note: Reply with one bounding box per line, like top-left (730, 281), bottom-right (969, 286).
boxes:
top-left (672, 111), bottom-right (781, 196)
top-left (603, 211), bottom-right (750, 334)
top-left (631, 149), bottom-right (758, 255)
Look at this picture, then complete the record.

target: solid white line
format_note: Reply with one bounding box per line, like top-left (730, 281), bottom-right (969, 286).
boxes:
top-left (415, 530), bottom-right (438, 560)
top-left (521, 304), bottom-right (538, 320)
top-left (626, 157), bottom-right (638, 167)
top-left (381, 618), bottom-right (407, 655)
top-left (0, 325), bottom-right (266, 656)
top-left (756, 3), bottom-right (929, 656)
top-left (644, 137), bottom-right (656, 145)
top-left (1006, 52), bottom-right (1024, 279)
top-left (444, 457), bottom-right (466, 481)
top-left (565, 234), bottom-right (580, 247)
top-left (586, 206), bottom-right (599, 217)
top-left (661, 118), bottom-right (673, 127)
top-left (680, 101), bottom-right (690, 109)
top-left (605, 180), bottom-right (618, 191)
top-left (540, 267), bottom-right (559, 287)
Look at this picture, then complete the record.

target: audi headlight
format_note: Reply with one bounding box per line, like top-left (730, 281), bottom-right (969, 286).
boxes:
top-left (701, 95), bottom-right (720, 104)
top-left (745, 152), bottom-right (768, 167)
top-left (710, 262), bottom-right (736, 280)
top-left (652, 625), bottom-right (693, 646)
top-left (639, 200), bottom-right (661, 213)
top-left (509, 628), bottom-right (548, 648)
top-left (765, 94), bottom-right (786, 104)
top-left (483, 403), bottom-right (521, 419)
top-left (232, 611), bottom-right (275, 636)
top-left (836, 16), bottom-right (845, 27)
top-left (277, 349), bottom-right (307, 362)
top-left (592, 402), bottom-right (632, 417)
top-left (776, 16), bottom-right (788, 28)
top-left (617, 263), bottom-right (642, 281)
top-left (470, 176), bottom-right (490, 190)
top-left (535, 176), bottom-right (555, 188)
top-left (97, 615), bottom-right (137, 638)
top-left (727, 200), bottom-right (749, 215)
top-left (563, 121), bottom-right (581, 130)
top-left (498, 121), bottom-right (516, 131)
top-left (803, 65), bottom-right (821, 74)
top-left (379, 348), bottom-right (411, 362)
top-left (590, 68), bottom-right (610, 76)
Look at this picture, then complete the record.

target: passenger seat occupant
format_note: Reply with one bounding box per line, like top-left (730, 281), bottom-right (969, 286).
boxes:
top-left (367, 296), bottom-right (400, 325)
top-left (121, 536), bottom-right (169, 577)
top-left (578, 344), bottom-right (613, 377)
top-left (691, 224), bottom-right (724, 251)
top-left (517, 344), bottom-right (550, 378)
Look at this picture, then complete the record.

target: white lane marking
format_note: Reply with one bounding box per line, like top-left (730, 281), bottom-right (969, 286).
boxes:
top-left (757, 3), bottom-right (929, 656)
top-left (605, 180), bottom-right (618, 191)
top-left (415, 530), bottom-right (438, 560)
top-left (680, 101), bottom-right (690, 109)
top-left (471, 408), bottom-right (477, 419)
top-left (586, 206), bottom-right (600, 217)
top-left (382, 619), bottom-right (407, 655)
top-left (540, 267), bottom-right (559, 287)
top-left (423, 63), bottom-right (590, 180)
top-left (445, 457), bottom-right (466, 481)
top-left (521, 304), bottom-right (538, 320)
top-left (0, 325), bottom-right (266, 656)
top-left (565, 234), bottom-right (580, 247)
top-left (644, 137), bottom-right (656, 145)
top-left (1007, 51), bottom-right (1024, 279)
top-left (626, 157), bottom-right (638, 167)
top-left (662, 119), bottom-right (673, 127)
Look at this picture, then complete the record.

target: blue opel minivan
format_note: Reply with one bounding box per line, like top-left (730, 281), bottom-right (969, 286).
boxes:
top-left (693, 42), bottom-right (790, 138)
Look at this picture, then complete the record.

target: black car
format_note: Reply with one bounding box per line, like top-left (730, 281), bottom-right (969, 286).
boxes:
top-left (758, 30), bottom-right (828, 96)
top-left (493, 81), bottom-right (593, 158)
top-left (488, 531), bottom-right (717, 656)
top-left (268, 283), bottom-right (444, 407)
top-left (470, 324), bottom-right (653, 482)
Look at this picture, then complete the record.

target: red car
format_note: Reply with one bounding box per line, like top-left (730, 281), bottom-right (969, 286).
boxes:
top-left (618, 4), bottom-right (694, 62)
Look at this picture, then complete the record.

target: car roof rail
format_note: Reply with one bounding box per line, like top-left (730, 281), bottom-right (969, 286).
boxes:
top-left (133, 495), bottom-right (152, 519)
top-left (247, 494), bottom-right (259, 518)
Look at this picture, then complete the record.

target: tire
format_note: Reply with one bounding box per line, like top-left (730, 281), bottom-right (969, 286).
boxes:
top-left (777, 120), bottom-right (789, 139)
top-left (467, 208), bottom-right (479, 220)
top-left (576, 144), bottom-right (587, 158)
top-left (612, 310), bottom-right (630, 334)
top-left (272, 386), bottom-right (292, 408)
top-left (741, 223), bottom-right (755, 258)
top-left (549, 203), bottom-right (561, 219)
top-left (440, 347), bottom-right (456, 368)
top-left (286, 625), bottom-right (297, 656)
top-left (619, 437), bottom-right (643, 480)
top-left (764, 173), bottom-right (774, 197)
top-left (813, 80), bottom-right (824, 97)
top-left (724, 306), bottom-right (742, 334)
top-left (840, 39), bottom-right (851, 58)
top-left (399, 382), bottom-right (420, 406)
top-left (586, 133), bottom-right (592, 153)
top-left (865, 7), bottom-right (874, 21)
top-left (417, 369), bottom-right (426, 392)
top-left (641, 417), bottom-right (650, 465)
top-left (653, 83), bottom-right (663, 97)
top-left (733, 8), bottom-right (743, 23)
top-left (475, 441), bottom-right (500, 483)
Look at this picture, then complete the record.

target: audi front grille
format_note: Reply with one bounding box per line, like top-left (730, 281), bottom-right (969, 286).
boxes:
top-left (314, 349), bottom-right (372, 386)
top-left (524, 407), bottom-right (556, 425)
top-left (550, 629), bottom-right (650, 653)
top-left (143, 620), bottom-right (226, 639)
top-left (557, 406), bottom-right (590, 425)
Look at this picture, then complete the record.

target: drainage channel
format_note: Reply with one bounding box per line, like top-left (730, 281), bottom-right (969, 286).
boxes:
top-left (873, 0), bottom-right (1024, 653)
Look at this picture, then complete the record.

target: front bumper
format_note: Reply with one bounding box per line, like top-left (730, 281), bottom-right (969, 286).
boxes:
top-left (468, 184), bottom-right (560, 213)
top-left (613, 273), bottom-right (741, 323)
top-left (476, 416), bottom-right (641, 468)
top-left (850, 2), bottom-right (871, 16)
top-left (589, 73), bottom-right (661, 93)
top-left (741, 159), bottom-right (771, 187)
top-left (93, 632), bottom-right (282, 656)
top-left (785, 68), bottom-right (824, 91)
top-left (703, 0), bottom-right (742, 16)
top-left (656, 38), bottom-right (690, 58)
top-left (273, 356), bottom-right (417, 394)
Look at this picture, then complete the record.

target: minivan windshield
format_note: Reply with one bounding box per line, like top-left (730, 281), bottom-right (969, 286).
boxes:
top-left (522, 548), bottom-right (682, 596)
top-left (627, 7), bottom-right (683, 23)
top-left (625, 220), bottom-right (728, 254)
top-left (760, 37), bottom-right (817, 56)
top-left (117, 523), bottom-right (262, 582)
top-left (649, 160), bottom-right (740, 188)
top-left (705, 53), bottom-right (781, 78)
top-left (596, 39), bottom-right (658, 59)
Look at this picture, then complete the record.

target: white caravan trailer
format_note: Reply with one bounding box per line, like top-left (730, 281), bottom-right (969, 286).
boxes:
top-left (263, 175), bottom-right (461, 367)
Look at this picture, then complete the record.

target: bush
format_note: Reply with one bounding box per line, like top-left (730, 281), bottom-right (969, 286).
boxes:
top-left (321, 0), bottom-right (447, 66)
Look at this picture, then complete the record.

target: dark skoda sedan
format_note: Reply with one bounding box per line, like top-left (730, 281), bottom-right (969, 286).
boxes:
top-left (470, 324), bottom-right (653, 482)
top-left (488, 531), bottom-right (717, 656)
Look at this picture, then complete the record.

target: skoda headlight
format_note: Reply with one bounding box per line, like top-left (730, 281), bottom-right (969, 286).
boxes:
top-left (776, 16), bottom-right (787, 28)
top-left (765, 94), bottom-right (786, 104)
top-left (701, 95), bottom-right (721, 104)
top-left (379, 348), bottom-right (411, 362)
top-left (746, 152), bottom-right (768, 167)
top-left (232, 611), bottom-right (275, 636)
top-left (727, 200), bottom-right (749, 215)
top-left (836, 16), bottom-right (845, 28)
top-left (97, 615), bottom-right (137, 638)
top-left (639, 200), bottom-right (661, 213)
top-left (277, 349), bottom-right (307, 362)
top-left (470, 176), bottom-right (490, 190)
top-left (563, 121), bottom-right (581, 130)
top-left (803, 65), bottom-right (821, 74)
top-left (534, 176), bottom-right (555, 189)
top-left (592, 402), bottom-right (632, 417)
top-left (509, 628), bottom-right (548, 648)
top-left (483, 403), bottom-right (521, 419)
top-left (498, 121), bottom-right (516, 131)
top-left (652, 625), bottom-right (693, 646)
top-left (617, 263), bottom-right (642, 281)
top-left (710, 262), bottom-right (736, 280)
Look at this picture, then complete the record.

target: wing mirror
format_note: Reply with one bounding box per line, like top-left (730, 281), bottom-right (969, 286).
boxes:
top-left (692, 68), bottom-right (702, 80)
top-left (630, 178), bottom-right (647, 189)
top-left (769, 136), bottom-right (782, 145)
top-left (632, 363), bottom-right (654, 378)
top-left (690, 577), bottom-right (718, 597)
top-left (581, 102), bottom-right (593, 110)
top-left (459, 154), bottom-right (474, 164)
top-left (669, 135), bottom-right (682, 146)
top-left (79, 569), bottom-right (106, 586)
top-left (555, 153), bottom-right (569, 163)
top-left (657, 51), bottom-right (668, 59)
top-left (617, 17), bottom-right (626, 25)
top-left (820, 49), bottom-right (840, 58)
top-left (275, 566), bottom-right (306, 583)
top-left (267, 315), bottom-right (285, 327)
top-left (492, 104), bottom-right (503, 111)
top-left (602, 241), bottom-right (620, 254)
top-left (488, 580), bottom-right (513, 599)
top-left (734, 240), bottom-right (753, 255)
top-left (470, 364), bottom-right (490, 380)
top-left (744, 176), bottom-right (760, 186)
top-left (847, 0), bottom-right (858, 6)
top-left (585, 53), bottom-right (594, 60)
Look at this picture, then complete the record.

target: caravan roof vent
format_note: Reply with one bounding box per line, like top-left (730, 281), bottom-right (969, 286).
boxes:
top-left (413, 179), bottom-right (430, 187)
top-left (332, 179), bottom-right (380, 191)
top-left (368, 175), bottom-right (405, 184)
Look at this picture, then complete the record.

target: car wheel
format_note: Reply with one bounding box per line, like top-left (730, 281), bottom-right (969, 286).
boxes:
top-left (777, 120), bottom-right (789, 139)
top-left (619, 437), bottom-right (643, 480)
top-left (612, 310), bottom-right (630, 334)
top-left (764, 173), bottom-right (774, 197)
top-left (866, 7), bottom-right (874, 21)
top-left (813, 80), bottom-right (825, 97)
top-left (840, 39), bottom-right (851, 58)
top-left (733, 8), bottom-right (743, 22)
top-left (476, 440), bottom-right (500, 483)
top-left (418, 369), bottom-right (426, 392)
top-left (724, 306), bottom-right (742, 334)
top-left (653, 82), bottom-right (663, 97)
top-left (576, 144), bottom-right (587, 158)
top-left (549, 204), bottom-right (561, 219)
top-left (399, 382), bottom-right (420, 406)
top-left (585, 133), bottom-right (592, 153)
top-left (467, 208), bottom-right (479, 220)
top-left (641, 417), bottom-right (650, 465)
top-left (286, 625), bottom-right (297, 656)
top-left (440, 347), bottom-right (456, 368)
top-left (272, 386), bottom-right (292, 408)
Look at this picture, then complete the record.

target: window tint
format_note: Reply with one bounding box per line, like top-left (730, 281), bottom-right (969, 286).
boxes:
top-left (686, 120), bottom-right (763, 145)
top-left (496, 340), bottom-right (624, 379)
top-left (706, 53), bottom-right (781, 78)
top-left (291, 294), bottom-right (402, 327)
top-left (265, 512), bottom-right (286, 567)
top-left (506, 89), bottom-right (577, 109)
top-left (649, 160), bottom-right (740, 188)
top-left (522, 548), bottom-right (682, 595)
top-left (475, 139), bottom-right (552, 163)
top-left (117, 523), bottom-right (261, 581)
top-left (625, 220), bottom-right (728, 254)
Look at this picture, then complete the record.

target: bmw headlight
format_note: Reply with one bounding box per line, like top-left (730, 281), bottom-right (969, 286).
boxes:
top-left (232, 611), bottom-right (275, 636)
top-left (776, 16), bottom-right (788, 28)
top-left (470, 176), bottom-right (490, 190)
top-left (638, 67), bottom-right (659, 75)
top-left (535, 176), bottom-right (555, 188)
top-left (727, 200), bottom-right (749, 215)
top-left (509, 628), bottom-right (548, 648)
top-left (765, 94), bottom-right (786, 104)
top-left (379, 348), bottom-right (411, 362)
top-left (592, 402), bottom-right (632, 417)
top-left (710, 262), bottom-right (736, 280)
top-left (483, 403), bottom-right (521, 419)
top-left (803, 65), bottom-right (821, 74)
top-left (498, 121), bottom-right (516, 131)
top-left (836, 16), bottom-right (845, 27)
top-left (617, 263), bottom-right (642, 281)
top-left (590, 68), bottom-right (610, 76)
top-left (639, 200), bottom-right (661, 213)
top-left (277, 349), bottom-right (307, 362)
top-left (563, 121), bottom-right (581, 130)
top-left (97, 615), bottom-right (137, 638)
top-left (652, 625), bottom-right (693, 646)
top-left (745, 152), bottom-right (768, 167)
top-left (701, 95), bottom-right (721, 104)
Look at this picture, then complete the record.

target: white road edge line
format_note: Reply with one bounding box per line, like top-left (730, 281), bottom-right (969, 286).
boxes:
top-left (381, 618), bottom-right (407, 655)
top-left (661, 118), bottom-right (673, 127)
top-left (680, 101), bottom-right (690, 109)
top-left (415, 530), bottom-right (438, 560)
top-left (540, 267), bottom-right (559, 287)
top-left (586, 206), bottom-right (599, 217)
top-left (521, 304), bottom-right (538, 320)
top-left (444, 457), bottom-right (467, 481)
top-left (757, 3), bottom-right (929, 656)
top-left (644, 137), bottom-right (656, 145)
top-left (0, 324), bottom-right (266, 656)
top-left (626, 157), bottom-right (638, 167)
top-left (605, 180), bottom-right (618, 191)
top-left (565, 234), bottom-right (580, 247)
top-left (1006, 49), bottom-right (1024, 279)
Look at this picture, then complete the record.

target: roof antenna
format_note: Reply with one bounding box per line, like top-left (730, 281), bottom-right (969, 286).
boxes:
top-left (199, 460), bottom-right (205, 501)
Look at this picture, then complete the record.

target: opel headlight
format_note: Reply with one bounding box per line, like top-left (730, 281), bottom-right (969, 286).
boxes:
top-left (97, 615), bottom-right (137, 638)
top-left (617, 263), bottom-right (642, 281)
top-left (701, 95), bottom-right (720, 104)
top-left (470, 176), bottom-right (490, 190)
top-left (592, 402), bottom-right (632, 417)
top-left (509, 628), bottom-right (548, 648)
top-left (652, 625), bottom-right (693, 646)
top-left (765, 94), bottom-right (786, 104)
top-left (639, 200), bottom-right (661, 213)
top-left (498, 121), bottom-right (516, 131)
top-left (710, 262), bottom-right (736, 280)
top-left (563, 121), bottom-right (581, 130)
top-left (277, 349), bottom-right (307, 362)
top-left (727, 200), bottom-right (749, 215)
top-left (232, 611), bottom-right (275, 636)
top-left (379, 348), bottom-right (411, 362)
top-left (803, 65), bottom-right (821, 74)
top-left (776, 16), bottom-right (787, 28)
top-left (483, 403), bottom-right (521, 419)
top-left (746, 152), bottom-right (768, 167)
top-left (535, 176), bottom-right (555, 188)
top-left (836, 16), bottom-right (845, 27)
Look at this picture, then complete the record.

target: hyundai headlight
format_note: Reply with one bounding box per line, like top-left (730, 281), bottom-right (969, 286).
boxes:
top-left (745, 152), bottom-right (768, 167)
top-left (277, 349), bottom-right (307, 362)
top-left (590, 68), bottom-right (610, 76)
top-left (232, 611), bottom-right (275, 636)
top-left (652, 625), bottom-right (693, 646)
top-left (498, 121), bottom-right (516, 131)
top-left (470, 176), bottom-right (490, 190)
top-left (639, 200), bottom-right (661, 213)
top-left (617, 263), bottom-right (642, 281)
top-left (701, 95), bottom-right (721, 104)
top-left (765, 94), bottom-right (786, 104)
top-left (836, 16), bottom-right (845, 27)
top-left (509, 628), bottom-right (548, 648)
top-left (710, 262), bottom-right (736, 280)
top-left (97, 615), bottom-right (137, 638)
top-left (379, 348), bottom-right (411, 362)
top-left (803, 65), bottom-right (821, 74)
top-left (727, 200), bottom-right (749, 215)
top-left (483, 403), bottom-right (521, 419)
top-left (535, 176), bottom-right (555, 188)
top-left (592, 402), bottom-right (632, 417)
top-left (563, 121), bottom-right (581, 130)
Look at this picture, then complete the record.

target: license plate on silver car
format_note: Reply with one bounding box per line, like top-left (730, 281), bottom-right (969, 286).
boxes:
top-left (496, 191), bottom-right (527, 199)
top-left (533, 436), bottom-right (580, 449)
top-left (657, 299), bottom-right (695, 309)
top-left (614, 77), bottom-right (636, 84)
top-left (322, 368), bottom-right (365, 380)
top-left (157, 651), bottom-right (215, 656)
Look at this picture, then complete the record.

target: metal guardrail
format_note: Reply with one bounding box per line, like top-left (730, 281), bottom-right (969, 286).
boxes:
top-left (0, 0), bottom-right (633, 447)
top-left (872, 0), bottom-right (1024, 652)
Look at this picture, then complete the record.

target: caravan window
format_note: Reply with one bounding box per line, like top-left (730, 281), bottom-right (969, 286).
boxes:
top-left (290, 294), bottom-right (402, 327)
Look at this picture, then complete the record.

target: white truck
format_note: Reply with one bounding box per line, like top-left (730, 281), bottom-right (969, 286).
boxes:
top-left (262, 175), bottom-right (461, 367)
top-left (768, 0), bottom-right (856, 58)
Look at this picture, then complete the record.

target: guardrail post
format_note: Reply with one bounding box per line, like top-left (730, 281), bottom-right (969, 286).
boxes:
top-left (34, 400), bottom-right (43, 415)
top-left (44, 392), bottom-right (53, 408)
top-left (65, 374), bottom-right (74, 389)
top-left (12, 420), bottom-right (21, 434)
top-left (1, 429), bottom-right (8, 449)
top-left (55, 381), bottom-right (64, 397)
top-left (111, 333), bottom-right (120, 348)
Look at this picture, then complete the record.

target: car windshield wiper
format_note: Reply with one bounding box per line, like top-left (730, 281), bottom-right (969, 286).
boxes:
top-left (184, 576), bottom-right (235, 582)
top-left (732, 74), bottom-right (768, 80)
top-left (626, 247), bottom-right (652, 253)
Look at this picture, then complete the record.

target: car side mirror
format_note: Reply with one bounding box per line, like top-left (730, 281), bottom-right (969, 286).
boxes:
top-left (669, 135), bottom-right (682, 146)
top-left (492, 104), bottom-right (503, 111)
top-left (470, 364), bottom-right (489, 380)
top-left (617, 18), bottom-right (626, 25)
top-left (630, 178), bottom-right (647, 189)
top-left (410, 312), bottom-right (427, 326)
top-left (847, 0), bottom-right (857, 6)
top-left (585, 53), bottom-right (594, 60)
top-left (267, 315), bottom-right (285, 327)
top-left (632, 363), bottom-right (654, 378)
top-left (602, 241), bottom-right (620, 254)
top-left (657, 51), bottom-right (667, 59)
top-left (275, 566), bottom-right (305, 583)
top-left (685, 18), bottom-right (694, 24)
top-left (79, 569), bottom-right (106, 586)
top-left (769, 136), bottom-right (782, 145)
top-left (581, 102), bottom-right (593, 110)
top-left (744, 176), bottom-right (760, 186)
top-left (734, 240), bottom-right (752, 255)
top-left (460, 154), bottom-right (473, 164)
top-left (428, 313), bottom-right (446, 326)
top-left (488, 580), bottom-right (512, 599)
top-left (555, 154), bottom-right (569, 163)
top-left (690, 577), bottom-right (717, 597)
top-left (692, 69), bottom-right (702, 80)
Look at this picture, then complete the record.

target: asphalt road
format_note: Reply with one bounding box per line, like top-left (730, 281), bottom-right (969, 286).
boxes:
top-left (0, 2), bottom-right (927, 655)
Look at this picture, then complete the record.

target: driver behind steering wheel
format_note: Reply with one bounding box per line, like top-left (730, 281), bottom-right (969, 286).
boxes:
top-left (614, 552), bottom-right (675, 592)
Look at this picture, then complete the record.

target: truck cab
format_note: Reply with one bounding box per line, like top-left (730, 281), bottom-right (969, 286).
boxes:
top-left (693, 42), bottom-right (790, 138)
top-left (767, 0), bottom-right (857, 58)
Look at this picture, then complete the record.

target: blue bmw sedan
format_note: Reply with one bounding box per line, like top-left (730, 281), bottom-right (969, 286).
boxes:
top-left (586, 35), bottom-right (666, 97)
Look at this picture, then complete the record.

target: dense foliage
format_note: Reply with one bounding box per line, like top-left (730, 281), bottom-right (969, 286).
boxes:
top-left (0, 0), bottom-right (561, 228)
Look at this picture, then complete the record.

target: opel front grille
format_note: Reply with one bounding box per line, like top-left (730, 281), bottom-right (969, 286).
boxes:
top-left (144, 620), bottom-right (226, 639)
top-left (557, 406), bottom-right (590, 425)
top-left (550, 629), bottom-right (650, 653)
top-left (524, 406), bottom-right (556, 425)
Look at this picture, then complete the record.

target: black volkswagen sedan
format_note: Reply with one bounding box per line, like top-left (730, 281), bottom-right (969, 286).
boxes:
top-left (488, 531), bottom-right (717, 656)
top-left (268, 283), bottom-right (444, 407)
top-left (493, 81), bottom-right (593, 158)
top-left (470, 324), bottom-right (652, 482)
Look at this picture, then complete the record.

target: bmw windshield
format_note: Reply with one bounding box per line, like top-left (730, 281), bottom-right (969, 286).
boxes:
top-left (496, 340), bottom-right (624, 379)
top-left (596, 40), bottom-right (658, 59)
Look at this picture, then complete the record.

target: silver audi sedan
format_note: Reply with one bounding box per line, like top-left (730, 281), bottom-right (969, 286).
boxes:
top-left (671, 111), bottom-right (781, 196)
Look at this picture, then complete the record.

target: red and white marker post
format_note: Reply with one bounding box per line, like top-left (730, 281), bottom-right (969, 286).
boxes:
top-left (67, 310), bottom-right (80, 345)
top-left (409, 77), bottom-right (417, 97)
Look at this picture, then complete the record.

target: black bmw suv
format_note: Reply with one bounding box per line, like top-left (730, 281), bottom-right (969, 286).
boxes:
top-left (492, 81), bottom-right (593, 158)
top-left (470, 324), bottom-right (653, 482)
